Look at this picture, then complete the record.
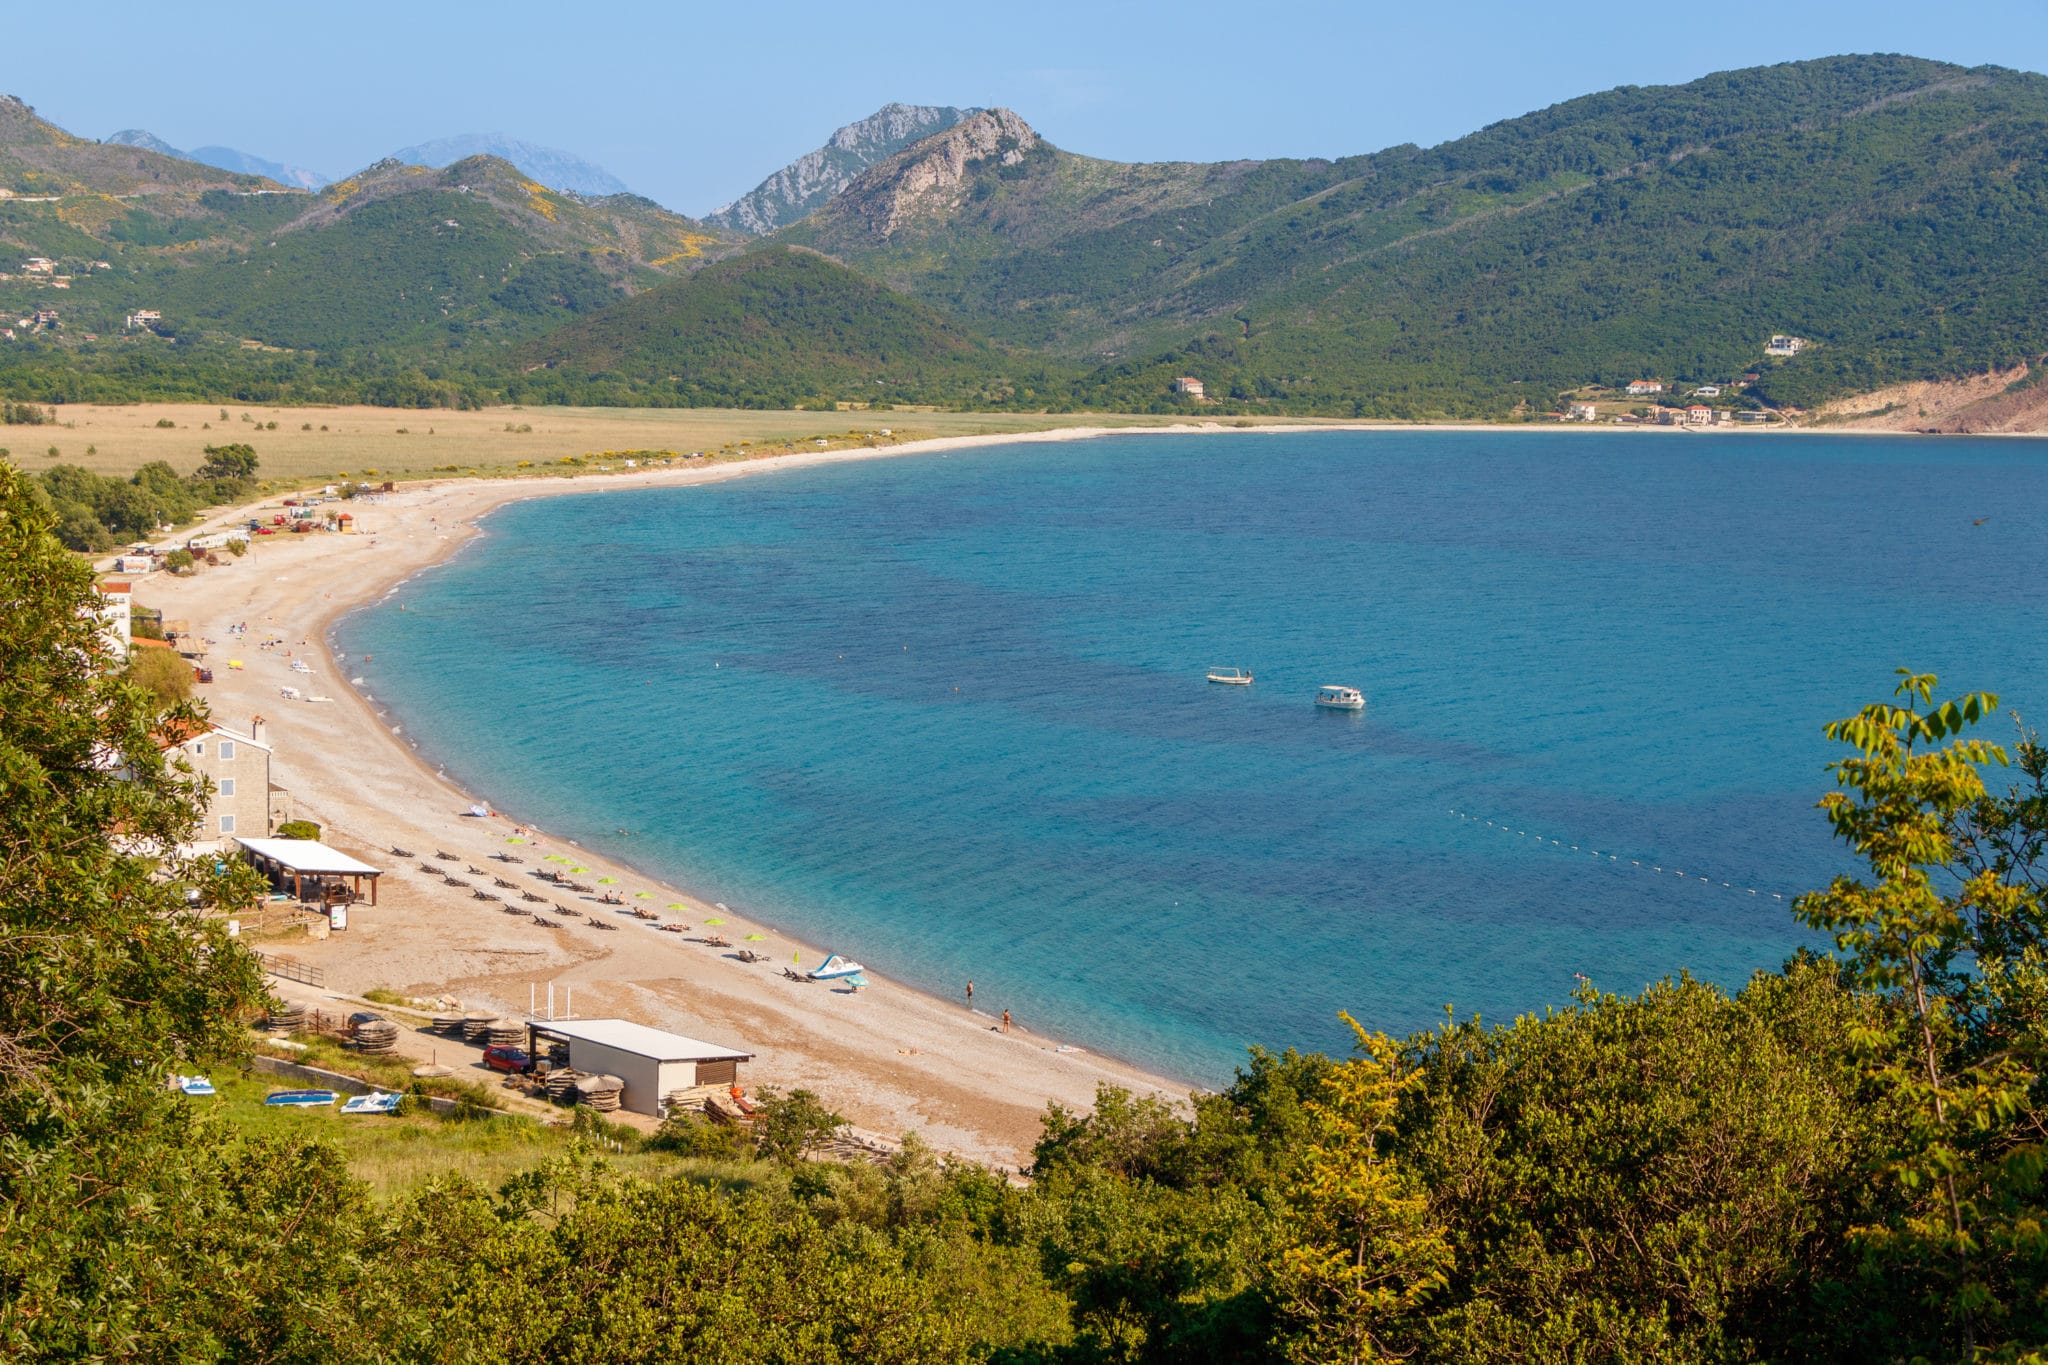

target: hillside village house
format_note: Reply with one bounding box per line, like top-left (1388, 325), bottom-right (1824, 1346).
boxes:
top-left (160, 716), bottom-right (287, 849)
top-left (1685, 405), bottom-right (1713, 426)
top-left (1626, 379), bottom-right (1665, 396)
top-left (125, 309), bottom-right (162, 330)
top-left (1765, 335), bottom-right (1806, 356)
top-left (1171, 376), bottom-right (1206, 398)
top-left (92, 580), bottom-right (132, 661)
top-left (1569, 402), bottom-right (1598, 421)
top-left (1691, 385), bottom-right (1721, 397)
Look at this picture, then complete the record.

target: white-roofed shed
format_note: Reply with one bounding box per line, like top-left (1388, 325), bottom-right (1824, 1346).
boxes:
top-left (234, 837), bottom-right (382, 903)
top-left (525, 1018), bottom-right (753, 1115)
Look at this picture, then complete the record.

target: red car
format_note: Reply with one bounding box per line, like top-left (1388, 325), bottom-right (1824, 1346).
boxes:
top-left (481, 1045), bottom-right (531, 1074)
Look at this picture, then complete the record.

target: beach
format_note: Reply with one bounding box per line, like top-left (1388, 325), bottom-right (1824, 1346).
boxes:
top-left (129, 425), bottom-right (1264, 1167)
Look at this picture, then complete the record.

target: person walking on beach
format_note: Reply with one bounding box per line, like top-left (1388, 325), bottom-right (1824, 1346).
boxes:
top-left (1001, 1009), bottom-right (1011, 1033)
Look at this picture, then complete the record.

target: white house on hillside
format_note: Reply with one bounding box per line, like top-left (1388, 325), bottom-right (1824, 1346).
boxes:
top-left (1765, 335), bottom-right (1806, 356)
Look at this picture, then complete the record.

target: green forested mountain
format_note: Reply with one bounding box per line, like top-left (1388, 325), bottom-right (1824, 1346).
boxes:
top-left (514, 246), bottom-right (1034, 407)
top-left (5, 56), bottom-right (2048, 417)
top-left (778, 55), bottom-right (2048, 416)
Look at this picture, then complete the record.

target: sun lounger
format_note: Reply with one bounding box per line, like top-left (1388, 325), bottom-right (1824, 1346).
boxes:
top-left (433, 850), bottom-right (457, 860)
top-left (390, 846), bottom-right (415, 858)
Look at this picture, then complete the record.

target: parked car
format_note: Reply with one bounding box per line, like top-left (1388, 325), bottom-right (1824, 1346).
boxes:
top-left (481, 1045), bottom-right (531, 1074)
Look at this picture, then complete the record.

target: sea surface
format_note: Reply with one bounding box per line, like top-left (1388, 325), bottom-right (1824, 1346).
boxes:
top-left (337, 431), bottom-right (2048, 1083)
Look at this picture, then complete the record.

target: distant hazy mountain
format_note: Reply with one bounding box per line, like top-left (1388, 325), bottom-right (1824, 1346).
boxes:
top-left (105, 127), bottom-right (181, 157)
top-left (105, 128), bottom-right (327, 188)
top-left (390, 134), bottom-right (630, 197)
top-left (707, 103), bottom-right (978, 234)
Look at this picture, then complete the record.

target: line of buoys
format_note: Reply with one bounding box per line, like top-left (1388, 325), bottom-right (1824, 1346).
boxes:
top-left (1446, 808), bottom-right (1787, 901)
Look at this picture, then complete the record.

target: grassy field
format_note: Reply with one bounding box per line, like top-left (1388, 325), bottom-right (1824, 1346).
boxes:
top-left (208, 1064), bottom-right (760, 1195)
top-left (7, 401), bottom-right (1296, 486)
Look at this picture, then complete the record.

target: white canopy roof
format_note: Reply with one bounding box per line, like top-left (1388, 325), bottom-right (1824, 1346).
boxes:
top-left (527, 1017), bottom-right (750, 1062)
top-left (234, 837), bottom-right (381, 876)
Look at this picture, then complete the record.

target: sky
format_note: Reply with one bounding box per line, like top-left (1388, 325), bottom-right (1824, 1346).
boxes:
top-left (13, 0), bottom-right (2048, 217)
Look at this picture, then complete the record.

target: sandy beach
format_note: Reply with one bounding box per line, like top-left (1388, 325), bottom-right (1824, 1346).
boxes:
top-left (128, 424), bottom-right (1300, 1166)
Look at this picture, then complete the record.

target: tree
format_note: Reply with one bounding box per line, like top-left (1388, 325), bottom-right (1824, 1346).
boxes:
top-left (164, 547), bottom-right (195, 573)
top-left (1271, 1015), bottom-right (1449, 1365)
top-left (1796, 670), bottom-right (2041, 1357)
top-left (126, 644), bottom-right (193, 708)
top-left (196, 443), bottom-right (259, 481)
top-left (0, 460), bottom-right (273, 1355)
top-left (751, 1087), bottom-right (846, 1164)
top-left (276, 818), bottom-right (321, 840)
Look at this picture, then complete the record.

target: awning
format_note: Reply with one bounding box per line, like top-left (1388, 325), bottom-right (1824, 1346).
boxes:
top-left (234, 837), bottom-right (380, 875)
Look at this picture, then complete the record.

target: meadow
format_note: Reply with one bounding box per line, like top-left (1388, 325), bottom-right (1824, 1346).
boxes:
top-left (8, 401), bottom-right (1270, 484)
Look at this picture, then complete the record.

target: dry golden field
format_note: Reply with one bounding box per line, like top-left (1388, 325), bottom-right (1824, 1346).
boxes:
top-left (5, 402), bottom-right (1310, 486)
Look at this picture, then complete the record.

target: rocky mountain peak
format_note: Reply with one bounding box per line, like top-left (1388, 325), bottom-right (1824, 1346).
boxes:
top-left (830, 108), bottom-right (1041, 239)
top-left (706, 102), bottom-right (979, 234)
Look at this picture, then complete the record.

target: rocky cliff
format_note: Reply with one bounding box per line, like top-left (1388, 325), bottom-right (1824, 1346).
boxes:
top-left (706, 102), bottom-right (976, 234)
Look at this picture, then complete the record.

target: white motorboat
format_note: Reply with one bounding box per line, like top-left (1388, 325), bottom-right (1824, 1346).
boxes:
top-left (1315, 685), bottom-right (1366, 711)
top-left (808, 953), bottom-right (867, 981)
top-left (1205, 667), bottom-right (1254, 686)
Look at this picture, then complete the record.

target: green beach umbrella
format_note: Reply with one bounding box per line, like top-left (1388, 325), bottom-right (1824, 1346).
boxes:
top-left (634, 891), bottom-right (652, 899)
top-left (544, 855), bottom-right (569, 863)
top-left (744, 934), bottom-right (766, 941)
top-left (504, 836), bottom-right (527, 844)
top-left (667, 902), bottom-right (686, 910)
top-left (597, 876), bottom-right (620, 885)
top-left (569, 866), bottom-right (590, 874)
top-left (704, 917), bottom-right (725, 926)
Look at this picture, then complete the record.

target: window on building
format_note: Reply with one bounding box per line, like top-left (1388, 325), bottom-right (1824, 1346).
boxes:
top-left (192, 741), bottom-right (205, 756)
top-left (219, 778), bottom-right (236, 797)
top-left (219, 741), bottom-right (235, 760)
top-left (219, 814), bottom-right (236, 833)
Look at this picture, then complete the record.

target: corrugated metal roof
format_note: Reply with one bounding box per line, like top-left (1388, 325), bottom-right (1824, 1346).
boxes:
top-left (527, 1017), bottom-right (750, 1062)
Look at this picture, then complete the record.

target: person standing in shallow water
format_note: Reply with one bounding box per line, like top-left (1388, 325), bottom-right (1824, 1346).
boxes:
top-left (965, 980), bottom-right (974, 1004)
top-left (1001, 1009), bottom-right (1011, 1033)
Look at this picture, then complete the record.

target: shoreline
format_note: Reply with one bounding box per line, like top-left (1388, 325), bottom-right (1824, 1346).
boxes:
top-left (108, 416), bottom-right (2038, 1164)
top-left (138, 422), bottom-right (1335, 1165)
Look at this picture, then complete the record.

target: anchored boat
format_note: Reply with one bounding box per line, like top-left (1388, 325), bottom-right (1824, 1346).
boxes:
top-left (1205, 667), bottom-right (1253, 686)
top-left (1314, 685), bottom-right (1366, 711)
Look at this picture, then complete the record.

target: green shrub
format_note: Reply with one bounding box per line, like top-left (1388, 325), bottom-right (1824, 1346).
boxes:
top-left (275, 819), bottom-right (321, 840)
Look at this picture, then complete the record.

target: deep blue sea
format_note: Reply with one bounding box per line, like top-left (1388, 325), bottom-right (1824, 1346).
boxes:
top-left (336, 431), bottom-right (2048, 1082)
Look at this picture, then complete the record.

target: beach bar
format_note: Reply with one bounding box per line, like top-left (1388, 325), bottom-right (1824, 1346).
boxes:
top-left (524, 1018), bottom-right (752, 1116)
top-left (235, 837), bottom-right (382, 905)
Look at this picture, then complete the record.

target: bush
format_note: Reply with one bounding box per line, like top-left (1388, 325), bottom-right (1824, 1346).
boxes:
top-left (155, 419), bottom-right (175, 429)
top-left (751, 1087), bottom-right (845, 1164)
top-left (164, 548), bottom-right (195, 573)
top-left (225, 538), bottom-right (247, 557)
top-left (275, 819), bottom-right (321, 841)
top-left (652, 1109), bottom-right (745, 1160)
top-left (126, 647), bottom-right (192, 708)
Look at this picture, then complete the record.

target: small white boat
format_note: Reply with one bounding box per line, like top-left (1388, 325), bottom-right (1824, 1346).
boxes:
top-left (341, 1091), bottom-right (403, 1115)
top-left (177, 1075), bottom-right (216, 1097)
top-left (264, 1088), bottom-right (339, 1107)
top-left (808, 953), bottom-right (867, 981)
top-left (1205, 667), bottom-right (1254, 686)
top-left (1315, 685), bottom-right (1366, 711)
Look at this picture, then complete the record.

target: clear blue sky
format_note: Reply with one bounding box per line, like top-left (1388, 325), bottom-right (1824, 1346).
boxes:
top-left (16, 0), bottom-right (2048, 217)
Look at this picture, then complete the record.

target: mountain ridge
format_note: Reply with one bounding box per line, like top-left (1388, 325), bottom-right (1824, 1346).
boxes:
top-left (390, 133), bottom-right (631, 197)
top-left (106, 128), bottom-right (330, 189)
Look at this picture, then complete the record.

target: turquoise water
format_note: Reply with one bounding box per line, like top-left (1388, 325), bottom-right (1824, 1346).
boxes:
top-left (337, 431), bottom-right (2048, 1082)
